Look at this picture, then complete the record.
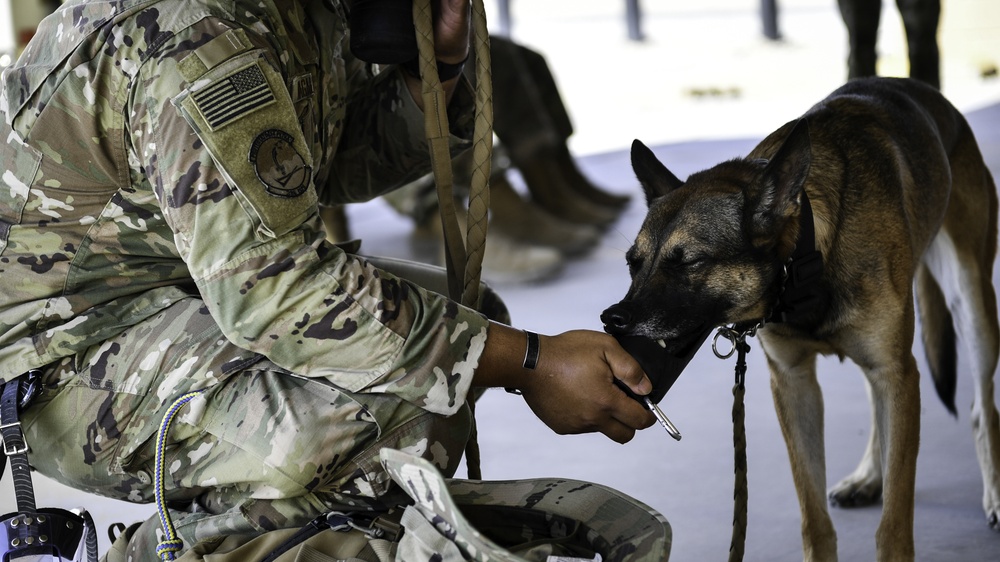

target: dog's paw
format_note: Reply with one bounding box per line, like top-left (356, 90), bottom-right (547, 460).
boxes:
top-left (988, 509), bottom-right (1000, 532)
top-left (828, 479), bottom-right (882, 508)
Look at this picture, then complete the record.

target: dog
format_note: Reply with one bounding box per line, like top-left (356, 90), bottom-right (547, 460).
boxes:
top-left (601, 77), bottom-right (1000, 561)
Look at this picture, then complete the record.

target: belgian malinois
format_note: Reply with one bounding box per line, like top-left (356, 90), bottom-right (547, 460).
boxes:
top-left (602, 77), bottom-right (1000, 561)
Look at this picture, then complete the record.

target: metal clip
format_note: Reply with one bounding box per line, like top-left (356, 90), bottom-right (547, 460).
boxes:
top-left (712, 327), bottom-right (739, 359)
top-left (712, 322), bottom-right (762, 359)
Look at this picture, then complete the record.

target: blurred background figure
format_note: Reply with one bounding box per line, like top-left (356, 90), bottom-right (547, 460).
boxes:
top-left (838, 0), bottom-right (941, 88)
top-left (323, 35), bottom-right (631, 284)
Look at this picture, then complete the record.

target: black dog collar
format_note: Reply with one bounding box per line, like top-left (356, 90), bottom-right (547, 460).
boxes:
top-left (771, 189), bottom-right (825, 324)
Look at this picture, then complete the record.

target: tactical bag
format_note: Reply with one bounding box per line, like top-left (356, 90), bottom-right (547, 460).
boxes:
top-left (106, 449), bottom-right (671, 562)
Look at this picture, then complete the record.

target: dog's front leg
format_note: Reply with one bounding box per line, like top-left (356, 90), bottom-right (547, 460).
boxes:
top-left (865, 354), bottom-right (921, 562)
top-left (764, 341), bottom-right (838, 562)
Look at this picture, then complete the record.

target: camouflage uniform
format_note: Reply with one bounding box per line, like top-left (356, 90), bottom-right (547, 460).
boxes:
top-left (0, 0), bottom-right (494, 557)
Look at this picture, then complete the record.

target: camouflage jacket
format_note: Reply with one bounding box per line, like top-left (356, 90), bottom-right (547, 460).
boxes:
top-left (0, 0), bottom-right (488, 416)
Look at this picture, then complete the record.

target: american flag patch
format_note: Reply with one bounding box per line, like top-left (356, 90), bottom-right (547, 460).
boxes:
top-left (193, 63), bottom-right (276, 130)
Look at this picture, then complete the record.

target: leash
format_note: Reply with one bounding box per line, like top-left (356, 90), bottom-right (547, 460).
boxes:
top-left (705, 181), bottom-right (826, 561)
top-left (713, 324), bottom-right (758, 562)
top-left (412, 0), bottom-right (493, 479)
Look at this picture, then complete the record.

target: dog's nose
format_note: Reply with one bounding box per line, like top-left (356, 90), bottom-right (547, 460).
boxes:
top-left (600, 304), bottom-right (633, 335)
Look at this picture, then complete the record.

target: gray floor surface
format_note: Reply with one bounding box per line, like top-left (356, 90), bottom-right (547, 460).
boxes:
top-left (5, 1), bottom-right (1000, 561)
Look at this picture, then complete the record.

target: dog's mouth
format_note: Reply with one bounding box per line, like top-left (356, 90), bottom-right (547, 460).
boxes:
top-left (608, 325), bottom-right (712, 404)
top-left (645, 325), bottom-right (710, 355)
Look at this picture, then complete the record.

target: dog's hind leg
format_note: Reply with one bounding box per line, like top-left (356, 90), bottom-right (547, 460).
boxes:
top-left (763, 341), bottom-right (838, 561)
top-left (929, 135), bottom-right (1000, 531)
top-left (832, 309), bottom-right (921, 561)
top-left (828, 378), bottom-right (883, 507)
top-left (862, 348), bottom-right (921, 562)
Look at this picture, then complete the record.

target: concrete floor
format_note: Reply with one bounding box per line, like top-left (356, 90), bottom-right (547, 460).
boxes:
top-left (4, 1), bottom-right (1000, 560)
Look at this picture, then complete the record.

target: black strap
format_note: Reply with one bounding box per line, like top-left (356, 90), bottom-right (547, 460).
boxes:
top-left (259, 511), bottom-right (399, 562)
top-left (1, 376), bottom-right (36, 513)
top-left (773, 189), bottom-right (825, 324)
top-left (793, 188), bottom-right (817, 261)
top-left (2, 373), bottom-right (101, 562)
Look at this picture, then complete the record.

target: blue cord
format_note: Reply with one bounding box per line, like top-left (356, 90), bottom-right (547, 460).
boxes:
top-left (153, 391), bottom-right (203, 561)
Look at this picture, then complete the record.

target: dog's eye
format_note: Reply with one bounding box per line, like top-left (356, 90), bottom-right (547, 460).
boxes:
top-left (626, 256), bottom-right (641, 276)
top-left (664, 248), bottom-right (704, 268)
top-left (625, 248), bottom-right (642, 276)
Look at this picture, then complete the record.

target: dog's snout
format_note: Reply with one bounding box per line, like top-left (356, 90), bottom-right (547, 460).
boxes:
top-left (601, 304), bottom-right (634, 335)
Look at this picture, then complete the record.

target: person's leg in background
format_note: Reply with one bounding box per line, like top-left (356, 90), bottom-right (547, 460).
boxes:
top-left (489, 35), bottom-right (629, 226)
top-left (896, 0), bottom-right (941, 89)
top-left (837, 0), bottom-right (940, 89)
top-left (838, 0), bottom-right (883, 81)
top-left (325, 35), bottom-right (632, 285)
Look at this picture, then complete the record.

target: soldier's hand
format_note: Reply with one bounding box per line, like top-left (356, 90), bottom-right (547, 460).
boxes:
top-left (432, 0), bottom-right (471, 65)
top-left (401, 0), bottom-right (471, 109)
top-left (519, 330), bottom-right (657, 444)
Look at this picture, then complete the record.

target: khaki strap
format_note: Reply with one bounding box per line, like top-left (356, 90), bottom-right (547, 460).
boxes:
top-left (461, 0), bottom-right (493, 308)
top-left (412, 0), bottom-right (493, 480)
top-left (411, 0), bottom-right (492, 310)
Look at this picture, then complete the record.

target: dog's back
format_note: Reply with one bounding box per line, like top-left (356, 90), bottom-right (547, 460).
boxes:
top-left (750, 79), bottom-right (997, 384)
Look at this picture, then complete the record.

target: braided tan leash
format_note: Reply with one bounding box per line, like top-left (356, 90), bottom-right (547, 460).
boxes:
top-left (412, 0), bottom-right (492, 479)
top-left (729, 338), bottom-right (749, 562)
top-left (715, 326), bottom-right (753, 562)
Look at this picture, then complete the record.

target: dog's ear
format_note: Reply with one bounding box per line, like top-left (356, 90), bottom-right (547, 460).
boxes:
top-left (631, 139), bottom-right (684, 206)
top-left (751, 119), bottom-right (812, 236)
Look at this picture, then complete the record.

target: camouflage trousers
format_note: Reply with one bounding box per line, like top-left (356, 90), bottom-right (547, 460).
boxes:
top-left (19, 258), bottom-right (508, 562)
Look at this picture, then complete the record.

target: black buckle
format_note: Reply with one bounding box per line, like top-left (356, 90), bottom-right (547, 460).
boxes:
top-left (789, 250), bottom-right (822, 286)
top-left (17, 370), bottom-right (42, 411)
top-left (777, 250), bottom-right (825, 324)
top-left (0, 422), bottom-right (27, 456)
top-left (0, 508), bottom-right (86, 561)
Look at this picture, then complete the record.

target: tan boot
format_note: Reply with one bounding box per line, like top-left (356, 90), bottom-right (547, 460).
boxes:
top-left (413, 205), bottom-right (565, 285)
top-left (549, 145), bottom-right (632, 210)
top-left (490, 173), bottom-right (602, 257)
top-left (516, 155), bottom-right (624, 228)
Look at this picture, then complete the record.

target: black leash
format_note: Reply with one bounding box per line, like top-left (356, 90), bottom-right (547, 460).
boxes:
top-left (728, 335), bottom-right (751, 562)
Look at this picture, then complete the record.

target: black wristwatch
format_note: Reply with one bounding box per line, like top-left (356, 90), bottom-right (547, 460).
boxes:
top-left (401, 54), bottom-right (468, 81)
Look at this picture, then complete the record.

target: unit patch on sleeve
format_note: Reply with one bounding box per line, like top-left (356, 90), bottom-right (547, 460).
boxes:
top-left (173, 52), bottom-right (318, 238)
top-left (193, 62), bottom-right (276, 130)
top-left (249, 129), bottom-right (313, 198)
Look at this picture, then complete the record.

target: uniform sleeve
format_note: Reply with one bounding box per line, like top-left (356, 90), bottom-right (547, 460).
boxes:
top-left (130, 20), bottom-right (488, 416)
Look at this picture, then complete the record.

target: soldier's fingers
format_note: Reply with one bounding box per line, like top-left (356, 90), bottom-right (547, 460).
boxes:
top-left (600, 419), bottom-right (639, 444)
top-left (604, 342), bottom-right (651, 396)
top-left (611, 391), bottom-right (657, 431)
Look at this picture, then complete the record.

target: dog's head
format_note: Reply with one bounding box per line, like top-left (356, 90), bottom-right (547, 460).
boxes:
top-left (602, 119), bottom-right (812, 352)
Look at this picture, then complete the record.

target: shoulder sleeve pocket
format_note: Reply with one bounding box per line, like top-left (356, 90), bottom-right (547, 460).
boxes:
top-left (171, 51), bottom-right (318, 239)
top-left (0, 124), bottom-right (42, 253)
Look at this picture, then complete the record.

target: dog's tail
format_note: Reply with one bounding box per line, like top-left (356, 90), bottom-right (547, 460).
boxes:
top-left (915, 264), bottom-right (958, 416)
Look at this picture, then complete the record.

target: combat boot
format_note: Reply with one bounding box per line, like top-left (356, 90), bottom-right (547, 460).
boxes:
top-left (490, 172), bottom-right (602, 257)
top-left (515, 153), bottom-right (624, 228)
top-left (412, 206), bottom-right (564, 285)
